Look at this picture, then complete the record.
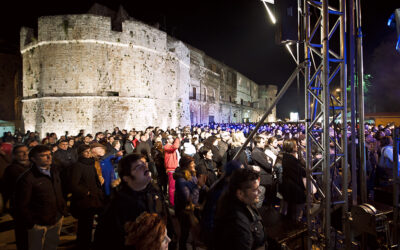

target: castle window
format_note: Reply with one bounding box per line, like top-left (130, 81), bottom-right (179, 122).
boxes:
top-left (227, 72), bottom-right (232, 85)
top-left (106, 91), bottom-right (119, 96)
top-left (211, 64), bottom-right (217, 72)
top-left (190, 87), bottom-right (197, 100)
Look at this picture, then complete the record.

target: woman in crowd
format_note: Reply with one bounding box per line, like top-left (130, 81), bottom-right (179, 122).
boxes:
top-left (68, 137), bottom-right (76, 149)
top-left (125, 212), bottom-right (171, 250)
top-left (196, 146), bottom-right (218, 188)
top-left (280, 139), bottom-right (306, 221)
top-left (173, 155), bottom-right (205, 250)
top-left (227, 131), bottom-right (249, 168)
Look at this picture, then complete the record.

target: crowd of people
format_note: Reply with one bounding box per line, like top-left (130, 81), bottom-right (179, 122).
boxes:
top-left (0, 121), bottom-right (398, 250)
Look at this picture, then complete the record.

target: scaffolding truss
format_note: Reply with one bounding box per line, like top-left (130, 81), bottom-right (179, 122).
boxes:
top-left (303, 0), bottom-right (348, 248)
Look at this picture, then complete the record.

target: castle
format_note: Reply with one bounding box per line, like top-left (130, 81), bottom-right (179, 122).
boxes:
top-left (20, 5), bottom-right (277, 137)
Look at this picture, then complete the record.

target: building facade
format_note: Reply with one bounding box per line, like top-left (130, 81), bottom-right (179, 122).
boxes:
top-left (20, 8), bottom-right (277, 137)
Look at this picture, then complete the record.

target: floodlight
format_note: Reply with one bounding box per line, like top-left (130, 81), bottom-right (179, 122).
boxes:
top-left (262, 1), bottom-right (276, 24)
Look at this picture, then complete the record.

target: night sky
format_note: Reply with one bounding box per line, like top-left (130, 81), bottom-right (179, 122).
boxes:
top-left (1, 0), bottom-right (399, 118)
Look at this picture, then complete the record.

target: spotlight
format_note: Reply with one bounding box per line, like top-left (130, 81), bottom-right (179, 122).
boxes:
top-left (261, 0), bottom-right (276, 24)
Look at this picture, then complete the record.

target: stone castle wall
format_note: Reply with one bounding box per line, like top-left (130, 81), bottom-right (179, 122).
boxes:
top-left (21, 13), bottom-right (276, 137)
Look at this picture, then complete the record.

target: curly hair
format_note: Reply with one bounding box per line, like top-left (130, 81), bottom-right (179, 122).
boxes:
top-left (125, 212), bottom-right (166, 249)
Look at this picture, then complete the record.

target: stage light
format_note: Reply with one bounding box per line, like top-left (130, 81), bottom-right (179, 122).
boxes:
top-left (261, 0), bottom-right (276, 24)
top-left (290, 112), bottom-right (299, 122)
top-left (390, 9), bottom-right (400, 53)
top-left (388, 13), bottom-right (395, 28)
top-left (285, 43), bottom-right (297, 63)
top-left (396, 9), bottom-right (400, 52)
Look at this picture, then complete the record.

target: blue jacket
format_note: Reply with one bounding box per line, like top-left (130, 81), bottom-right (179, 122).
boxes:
top-left (173, 167), bottom-right (199, 215)
top-left (100, 154), bottom-right (122, 196)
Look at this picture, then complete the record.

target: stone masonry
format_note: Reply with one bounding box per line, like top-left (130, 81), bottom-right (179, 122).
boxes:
top-left (20, 8), bottom-right (277, 137)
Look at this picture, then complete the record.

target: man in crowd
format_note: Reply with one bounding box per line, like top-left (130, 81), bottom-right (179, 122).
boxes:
top-left (2, 145), bottom-right (30, 250)
top-left (53, 139), bottom-right (77, 170)
top-left (164, 134), bottom-right (180, 206)
top-left (252, 135), bottom-right (274, 208)
top-left (93, 153), bottom-right (165, 250)
top-left (15, 145), bottom-right (67, 250)
top-left (53, 139), bottom-right (78, 196)
top-left (214, 168), bottom-right (267, 249)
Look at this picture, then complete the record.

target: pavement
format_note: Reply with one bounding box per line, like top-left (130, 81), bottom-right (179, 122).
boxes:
top-left (0, 213), bottom-right (78, 250)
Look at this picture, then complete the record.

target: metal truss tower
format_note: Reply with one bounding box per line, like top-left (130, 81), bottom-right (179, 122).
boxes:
top-left (303, 0), bottom-right (348, 248)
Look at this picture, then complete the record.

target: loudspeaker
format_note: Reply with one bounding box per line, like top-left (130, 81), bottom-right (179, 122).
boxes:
top-left (275, 0), bottom-right (299, 44)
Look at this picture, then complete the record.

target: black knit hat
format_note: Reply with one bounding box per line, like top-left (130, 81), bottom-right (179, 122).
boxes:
top-left (77, 144), bottom-right (90, 156)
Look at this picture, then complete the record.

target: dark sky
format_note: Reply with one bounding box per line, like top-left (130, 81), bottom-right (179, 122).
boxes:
top-left (1, 0), bottom-right (399, 118)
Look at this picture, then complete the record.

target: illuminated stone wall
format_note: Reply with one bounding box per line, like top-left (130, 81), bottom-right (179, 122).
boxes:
top-left (21, 13), bottom-right (276, 137)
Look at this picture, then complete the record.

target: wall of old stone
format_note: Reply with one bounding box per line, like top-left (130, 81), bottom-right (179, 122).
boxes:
top-left (21, 13), bottom-right (277, 137)
top-left (188, 46), bottom-right (277, 124)
top-left (21, 14), bottom-right (191, 137)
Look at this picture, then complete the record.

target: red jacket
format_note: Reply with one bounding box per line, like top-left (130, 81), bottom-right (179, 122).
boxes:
top-left (0, 143), bottom-right (13, 157)
top-left (164, 138), bottom-right (180, 172)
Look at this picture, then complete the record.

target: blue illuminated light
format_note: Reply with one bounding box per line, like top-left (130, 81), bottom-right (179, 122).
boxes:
top-left (396, 35), bottom-right (400, 52)
top-left (388, 13), bottom-right (395, 27)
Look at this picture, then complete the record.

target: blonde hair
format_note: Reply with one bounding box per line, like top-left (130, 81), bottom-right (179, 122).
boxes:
top-left (231, 131), bottom-right (246, 148)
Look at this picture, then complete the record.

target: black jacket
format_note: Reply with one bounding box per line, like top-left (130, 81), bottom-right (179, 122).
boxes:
top-left (227, 146), bottom-right (249, 169)
top-left (53, 148), bottom-right (77, 170)
top-left (196, 158), bottom-right (218, 187)
top-left (93, 182), bottom-right (166, 250)
top-left (2, 161), bottom-right (31, 210)
top-left (70, 157), bottom-right (104, 216)
top-left (251, 147), bottom-right (273, 185)
top-left (217, 140), bottom-right (229, 168)
top-left (135, 141), bottom-right (153, 162)
top-left (15, 164), bottom-right (67, 228)
top-left (280, 153), bottom-right (306, 204)
top-left (214, 193), bottom-right (266, 250)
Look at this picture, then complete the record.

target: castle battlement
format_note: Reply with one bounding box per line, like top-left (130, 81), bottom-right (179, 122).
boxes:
top-left (20, 6), bottom-right (276, 137)
top-left (21, 14), bottom-right (169, 55)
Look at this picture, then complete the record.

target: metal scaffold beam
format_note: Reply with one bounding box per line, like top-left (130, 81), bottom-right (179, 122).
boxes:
top-left (304, 0), bottom-right (348, 248)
